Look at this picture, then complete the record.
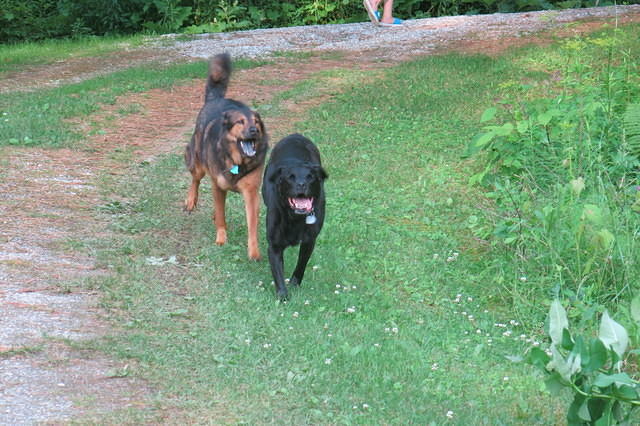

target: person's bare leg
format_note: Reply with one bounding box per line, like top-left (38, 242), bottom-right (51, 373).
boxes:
top-left (380, 0), bottom-right (395, 24)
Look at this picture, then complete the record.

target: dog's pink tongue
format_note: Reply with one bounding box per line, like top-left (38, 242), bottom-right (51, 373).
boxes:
top-left (290, 198), bottom-right (313, 211)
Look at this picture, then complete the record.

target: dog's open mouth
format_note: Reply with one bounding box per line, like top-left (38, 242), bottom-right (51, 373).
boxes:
top-left (239, 140), bottom-right (256, 157)
top-left (288, 197), bottom-right (314, 214)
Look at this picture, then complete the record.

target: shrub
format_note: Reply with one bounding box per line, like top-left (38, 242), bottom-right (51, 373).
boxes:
top-left (466, 33), bottom-right (640, 306)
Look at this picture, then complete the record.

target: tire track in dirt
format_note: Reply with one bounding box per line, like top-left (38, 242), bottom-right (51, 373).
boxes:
top-left (1, 6), bottom-right (640, 423)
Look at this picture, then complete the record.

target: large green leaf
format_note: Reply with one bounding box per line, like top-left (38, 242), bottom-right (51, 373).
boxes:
top-left (593, 372), bottom-right (636, 388)
top-left (584, 338), bottom-right (607, 373)
top-left (599, 311), bottom-right (629, 358)
top-left (479, 107), bottom-right (497, 123)
top-left (549, 299), bottom-right (569, 347)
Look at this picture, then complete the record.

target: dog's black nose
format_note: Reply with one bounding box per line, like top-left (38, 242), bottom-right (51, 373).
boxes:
top-left (248, 126), bottom-right (258, 136)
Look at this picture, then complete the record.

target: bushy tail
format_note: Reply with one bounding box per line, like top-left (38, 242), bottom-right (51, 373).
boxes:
top-left (205, 53), bottom-right (232, 102)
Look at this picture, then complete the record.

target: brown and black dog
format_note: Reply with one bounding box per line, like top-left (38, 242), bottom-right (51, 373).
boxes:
top-left (184, 53), bottom-right (268, 260)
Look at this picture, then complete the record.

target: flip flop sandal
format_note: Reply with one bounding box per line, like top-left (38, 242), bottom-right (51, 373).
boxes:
top-left (363, 0), bottom-right (379, 24)
top-left (378, 18), bottom-right (404, 27)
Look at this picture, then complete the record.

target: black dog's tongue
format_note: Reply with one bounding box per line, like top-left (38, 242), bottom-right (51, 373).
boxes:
top-left (240, 140), bottom-right (256, 157)
top-left (288, 197), bottom-right (313, 214)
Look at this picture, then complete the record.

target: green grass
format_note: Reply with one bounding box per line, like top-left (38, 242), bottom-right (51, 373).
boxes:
top-left (85, 50), bottom-right (571, 423)
top-left (0, 35), bottom-right (146, 74)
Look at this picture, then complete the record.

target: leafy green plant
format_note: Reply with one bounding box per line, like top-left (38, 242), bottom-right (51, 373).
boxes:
top-left (143, 0), bottom-right (192, 33)
top-left (526, 299), bottom-right (640, 425)
top-left (623, 104), bottom-right (640, 160)
top-left (466, 33), bottom-right (640, 305)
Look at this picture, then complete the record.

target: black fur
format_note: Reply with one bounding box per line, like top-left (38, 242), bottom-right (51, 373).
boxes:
top-left (262, 134), bottom-right (328, 300)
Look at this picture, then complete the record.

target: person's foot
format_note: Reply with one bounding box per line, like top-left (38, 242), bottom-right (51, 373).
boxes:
top-left (379, 17), bottom-right (404, 26)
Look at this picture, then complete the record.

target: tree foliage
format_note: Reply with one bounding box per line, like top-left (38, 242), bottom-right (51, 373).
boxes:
top-left (0, 0), bottom-right (620, 43)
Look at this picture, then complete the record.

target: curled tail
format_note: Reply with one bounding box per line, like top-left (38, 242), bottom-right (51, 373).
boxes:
top-left (205, 53), bottom-right (232, 102)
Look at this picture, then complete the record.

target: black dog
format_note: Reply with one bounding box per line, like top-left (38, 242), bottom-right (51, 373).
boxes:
top-left (262, 134), bottom-right (328, 300)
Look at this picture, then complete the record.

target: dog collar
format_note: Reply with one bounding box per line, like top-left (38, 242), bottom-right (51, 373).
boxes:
top-left (229, 165), bottom-right (240, 175)
top-left (305, 213), bottom-right (317, 225)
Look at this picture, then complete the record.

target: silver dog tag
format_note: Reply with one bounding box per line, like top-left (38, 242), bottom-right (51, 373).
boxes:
top-left (305, 214), bottom-right (316, 225)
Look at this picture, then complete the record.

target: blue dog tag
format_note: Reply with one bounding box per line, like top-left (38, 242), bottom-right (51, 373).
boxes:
top-left (230, 165), bottom-right (239, 175)
top-left (306, 214), bottom-right (316, 225)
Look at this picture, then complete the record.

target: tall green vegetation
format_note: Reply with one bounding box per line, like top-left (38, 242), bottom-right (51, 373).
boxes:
top-left (0, 0), bottom-right (621, 42)
top-left (466, 30), bottom-right (639, 314)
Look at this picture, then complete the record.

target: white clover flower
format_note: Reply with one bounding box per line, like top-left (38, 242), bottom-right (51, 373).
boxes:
top-left (502, 330), bottom-right (512, 337)
top-left (461, 311), bottom-right (467, 316)
top-left (293, 312), bottom-right (299, 318)
top-left (433, 253), bottom-right (439, 259)
top-left (467, 297), bottom-right (473, 302)
top-left (520, 276), bottom-right (527, 282)
top-left (373, 343), bottom-right (380, 348)
top-left (244, 338), bottom-right (251, 345)
top-left (362, 403), bottom-right (369, 410)
top-left (391, 327), bottom-right (398, 334)
top-left (312, 265), bottom-right (319, 271)
top-left (503, 376), bottom-right (509, 381)
top-left (334, 290), bottom-right (340, 295)
top-left (324, 358), bottom-right (332, 365)
top-left (446, 410), bottom-right (454, 419)
top-left (336, 284), bottom-right (341, 288)
top-left (304, 300), bottom-right (310, 305)
top-left (476, 329), bottom-right (482, 334)
top-left (446, 256), bottom-right (455, 262)
top-left (346, 306), bottom-right (356, 313)
top-left (431, 363), bottom-right (439, 371)
top-left (468, 315), bottom-right (474, 321)
top-left (263, 343), bottom-right (272, 349)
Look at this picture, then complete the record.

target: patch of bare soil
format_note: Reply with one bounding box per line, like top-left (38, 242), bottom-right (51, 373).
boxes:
top-left (1, 6), bottom-right (639, 423)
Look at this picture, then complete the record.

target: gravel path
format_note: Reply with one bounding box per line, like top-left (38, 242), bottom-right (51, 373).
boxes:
top-left (167, 4), bottom-right (640, 59)
top-left (1, 5), bottom-right (639, 424)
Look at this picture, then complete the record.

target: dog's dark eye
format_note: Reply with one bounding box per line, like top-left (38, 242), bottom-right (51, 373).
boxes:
top-left (306, 174), bottom-right (313, 181)
top-left (288, 174), bottom-right (296, 181)
top-left (236, 119), bottom-right (245, 125)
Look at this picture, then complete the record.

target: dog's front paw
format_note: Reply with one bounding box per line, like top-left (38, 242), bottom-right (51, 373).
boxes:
top-left (215, 229), bottom-right (227, 245)
top-left (289, 276), bottom-right (300, 287)
top-left (184, 198), bottom-right (197, 212)
top-left (276, 288), bottom-right (289, 301)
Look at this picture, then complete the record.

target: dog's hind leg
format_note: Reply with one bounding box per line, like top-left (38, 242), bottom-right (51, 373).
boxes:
top-left (184, 165), bottom-right (205, 212)
top-left (241, 188), bottom-right (261, 261)
top-left (212, 183), bottom-right (227, 245)
top-left (290, 239), bottom-right (316, 287)
top-left (268, 245), bottom-right (288, 300)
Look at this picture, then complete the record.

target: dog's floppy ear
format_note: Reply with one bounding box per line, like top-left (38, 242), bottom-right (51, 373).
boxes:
top-left (313, 165), bottom-right (328, 181)
top-left (268, 165), bottom-right (285, 183)
top-left (222, 111), bottom-right (234, 129)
